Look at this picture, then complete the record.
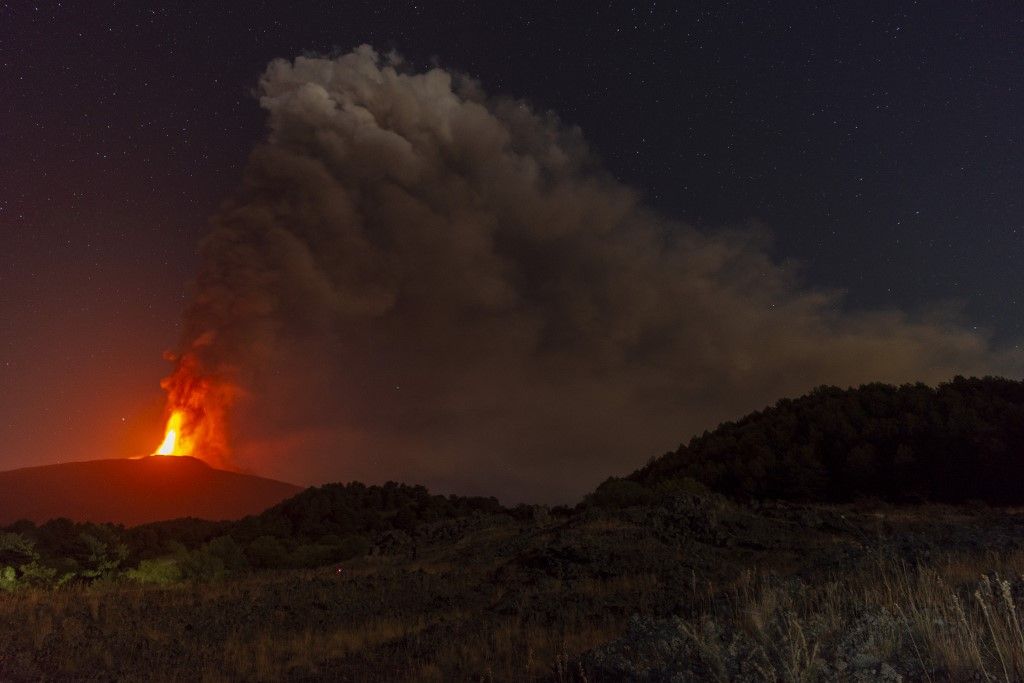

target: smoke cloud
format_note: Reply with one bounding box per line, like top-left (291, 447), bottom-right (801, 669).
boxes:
top-left (179, 45), bottom-right (1016, 502)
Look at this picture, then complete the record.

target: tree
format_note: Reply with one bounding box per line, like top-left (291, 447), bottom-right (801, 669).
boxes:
top-left (0, 532), bottom-right (55, 588)
top-left (0, 532), bottom-right (38, 568)
top-left (204, 536), bottom-right (249, 571)
top-left (246, 536), bottom-right (288, 569)
top-left (77, 532), bottom-right (128, 580)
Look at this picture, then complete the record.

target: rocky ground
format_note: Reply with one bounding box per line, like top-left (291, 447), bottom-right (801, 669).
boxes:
top-left (3, 493), bottom-right (1024, 680)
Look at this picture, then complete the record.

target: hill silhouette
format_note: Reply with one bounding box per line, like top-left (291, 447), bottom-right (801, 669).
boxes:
top-left (0, 456), bottom-right (301, 526)
top-left (116, 481), bottom-right (510, 573)
top-left (602, 376), bottom-right (1024, 504)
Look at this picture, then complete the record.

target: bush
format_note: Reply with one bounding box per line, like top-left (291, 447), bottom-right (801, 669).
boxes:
top-left (0, 566), bottom-right (16, 592)
top-left (77, 532), bottom-right (128, 579)
top-left (0, 532), bottom-right (39, 567)
top-left (584, 478), bottom-right (655, 508)
top-left (0, 533), bottom-right (56, 589)
top-left (205, 536), bottom-right (249, 571)
top-left (126, 558), bottom-right (182, 584)
top-left (178, 548), bottom-right (227, 581)
top-left (246, 536), bottom-right (288, 569)
top-left (335, 535), bottom-right (370, 560)
top-left (654, 477), bottom-right (710, 497)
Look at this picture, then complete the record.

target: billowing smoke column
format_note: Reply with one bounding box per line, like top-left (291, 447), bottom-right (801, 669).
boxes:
top-left (163, 45), bottom-right (1013, 501)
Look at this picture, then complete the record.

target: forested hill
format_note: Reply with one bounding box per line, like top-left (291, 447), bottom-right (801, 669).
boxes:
top-left (612, 376), bottom-right (1024, 504)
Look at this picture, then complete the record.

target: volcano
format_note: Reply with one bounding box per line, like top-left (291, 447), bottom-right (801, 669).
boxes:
top-left (0, 456), bottom-right (302, 526)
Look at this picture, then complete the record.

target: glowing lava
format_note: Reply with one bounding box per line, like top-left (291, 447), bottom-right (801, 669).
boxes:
top-left (154, 410), bottom-right (190, 456)
top-left (151, 352), bottom-right (237, 466)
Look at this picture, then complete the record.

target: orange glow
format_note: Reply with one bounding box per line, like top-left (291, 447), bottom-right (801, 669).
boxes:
top-left (154, 410), bottom-right (189, 456)
top-left (151, 353), bottom-right (236, 467)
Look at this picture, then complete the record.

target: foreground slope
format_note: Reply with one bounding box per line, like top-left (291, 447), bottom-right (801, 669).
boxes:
top-left (4, 491), bottom-right (1024, 680)
top-left (0, 456), bottom-right (301, 525)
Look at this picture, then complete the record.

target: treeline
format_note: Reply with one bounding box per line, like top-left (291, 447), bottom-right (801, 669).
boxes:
top-left (590, 376), bottom-right (1024, 506)
top-left (0, 482), bottom-right (506, 589)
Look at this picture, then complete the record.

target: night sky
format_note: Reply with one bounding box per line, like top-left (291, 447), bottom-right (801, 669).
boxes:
top-left (2, 2), bottom-right (1022, 493)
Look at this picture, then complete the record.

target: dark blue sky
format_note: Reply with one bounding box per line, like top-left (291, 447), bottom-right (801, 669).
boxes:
top-left (1, 1), bottom-right (1022, 470)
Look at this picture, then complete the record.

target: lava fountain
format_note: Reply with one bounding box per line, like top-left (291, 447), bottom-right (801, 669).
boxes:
top-left (154, 409), bottom-right (187, 455)
top-left (152, 352), bottom-right (237, 467)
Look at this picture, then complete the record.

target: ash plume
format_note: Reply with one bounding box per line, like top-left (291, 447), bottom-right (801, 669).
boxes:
top-left (176, 45), bottom-right (1016, 501)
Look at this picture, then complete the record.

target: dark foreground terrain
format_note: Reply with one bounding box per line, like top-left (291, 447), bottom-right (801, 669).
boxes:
top-left (3, 492), bottom-right (1024, 681)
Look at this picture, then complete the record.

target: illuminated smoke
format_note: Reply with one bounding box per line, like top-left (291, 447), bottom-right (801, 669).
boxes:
top-left (172, 45), bottom-right (1016, 501)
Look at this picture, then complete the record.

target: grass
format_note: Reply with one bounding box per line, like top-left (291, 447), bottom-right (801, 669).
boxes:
top-left (5, 505), bottom-right (1024, 680)
top-left (6, 553), bottom-right (1024, 680)
top-left (0, 563), bottom-right (625, 681)
top-left (627, 550), bottom-right (1024, 681)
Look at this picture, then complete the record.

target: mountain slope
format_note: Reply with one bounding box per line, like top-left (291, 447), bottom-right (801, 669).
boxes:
top-left (0, 456), bottom-right (302, 525)
top-left (618, 376), bottom-right (1024, 504)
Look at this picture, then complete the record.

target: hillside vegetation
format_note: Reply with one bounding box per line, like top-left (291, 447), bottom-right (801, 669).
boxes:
top-left (8, 375), bottom-right (1024, 590)
top-left (0, 482), bottom-right (506, 589)
top-left (606, 376), bottom-right (1024, 505)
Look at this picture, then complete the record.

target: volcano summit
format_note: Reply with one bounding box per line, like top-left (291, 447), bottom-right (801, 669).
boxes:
top-left (0, 456), bottom-right (301, 526)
